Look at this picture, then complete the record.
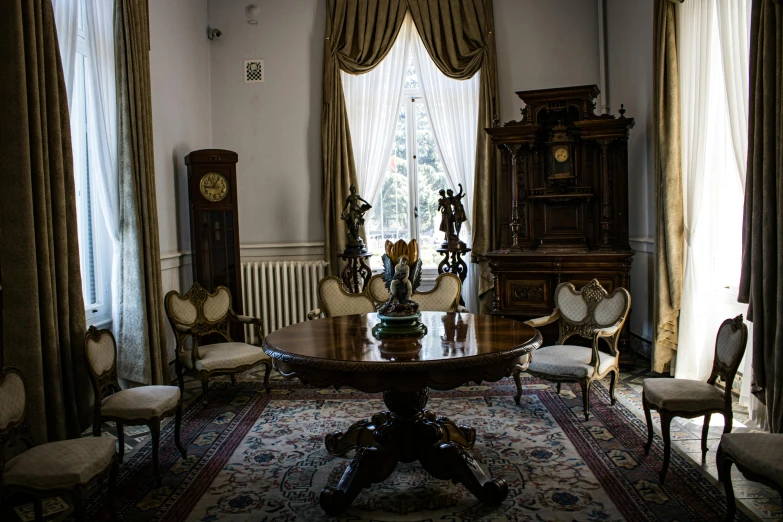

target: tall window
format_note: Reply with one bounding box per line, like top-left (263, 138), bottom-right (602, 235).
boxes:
top-left (72, 5), bottom-right (112, 325)
top-left (366, 55), bottom-right (448, 267)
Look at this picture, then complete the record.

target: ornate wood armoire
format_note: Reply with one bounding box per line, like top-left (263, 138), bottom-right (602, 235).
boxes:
top-left (484, 85), bottom-right (634, 361)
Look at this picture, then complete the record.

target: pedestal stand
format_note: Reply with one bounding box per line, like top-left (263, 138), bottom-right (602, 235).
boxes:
top-left (338, 251), bottom-right (372, 294)
top-left (436, 246), bottom-right (471, 306)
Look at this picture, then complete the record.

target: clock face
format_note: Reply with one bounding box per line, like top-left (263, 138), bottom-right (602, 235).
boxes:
top-left (554, 147), bottom-right (569, 163)
top-left (199, 172), bottom-right (229, 202)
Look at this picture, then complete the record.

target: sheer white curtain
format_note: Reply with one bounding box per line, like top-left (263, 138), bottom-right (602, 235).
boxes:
top-left (53, 0), bottom-right (79, 110)
top-left (341, 18), bottom-right (413, 207)
top-left (410, 29), bottom-right (480, 312)
top-left (674, 0), bottom-right (714, 380)
top-left (83, 0), bottom-right (120, 330)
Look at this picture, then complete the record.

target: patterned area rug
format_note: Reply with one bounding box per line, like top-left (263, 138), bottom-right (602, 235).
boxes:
top-left (82, 377), bottom-right (750, 521)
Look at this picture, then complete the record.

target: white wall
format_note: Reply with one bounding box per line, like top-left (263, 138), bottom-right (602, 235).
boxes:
top-left (606, 0), bottom-right (655, 342)
top-left (494, 0), bottom-right (601, 122)
top-left (207, 0), bottom-right (325, 245)
top-left (150, 0), bottom-right (213, 257)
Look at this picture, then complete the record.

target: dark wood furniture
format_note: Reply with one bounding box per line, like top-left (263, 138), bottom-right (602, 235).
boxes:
top-left (717, 433), bottom-right (783, 521)
top-left (263, 312), bottom-right (542, 515)
top-left (84, 326), bottom-right (186, 486)
top-left (643, 315), bottom-right (748, 484)
top-left (185, 149), bottom-right (244, 341)
top-left (164, 282), bottom-right (272, 402)
top-left (436, 245), bottom-right (471, 306)
top-left (484, 86), bottom-right (634, 361)
top-left (338, 251), bottom-right (372, 293)
top-left (0, 367), bottom-right (118, 521)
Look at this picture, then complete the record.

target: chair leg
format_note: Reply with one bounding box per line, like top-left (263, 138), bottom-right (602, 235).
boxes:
top-left (556, 382), bottom-right (562, 395)
top-left (609, 370), bottom-right (618, 405)
top-left (230, 373), bottom-right (237, 386)
top-left (659, 413), bottom-right (674, 485)
top-left (513, 370), bottom-right (522, 405)
top-left (263, 361), bottom-right (272, 394)
top-left (701, 413), bottom-right (712, 459)
top-left (116, 423), bottom-right (125, 462)
top-left (72, 485), bottom-right (87, 521)
top-left (33, 498), bottom-right (43, 521)
top-left (93, 416), bottom-right (102, 438)
top-left (717, 446), bottom-right (736, 521)
top-left (580, 381), bottom-right (590, 421)
top-left (108, 455), bottom-right (119, 521)
top-left (723, 411), bottom-right (733, 434)
top-left (201, 379), bottom-right (209, 403)
top-left (150, 419), bottom-right (162, 487)
top-left (174, 401), bottom-right (187, 459)
top-left (643, 393), bottom-right (654, 455)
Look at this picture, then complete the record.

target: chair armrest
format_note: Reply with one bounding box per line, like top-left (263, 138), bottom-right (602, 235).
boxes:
top-left (234, 314), bottom-right (262, 327)
top-left (523, 309), bottom-right (560, 328)
top-left (596, 324), bottom-right (621, 338)
top-left (307, 309), bottom-right (323, 320)
top-left (174, 323), bottom-right (192, 334)
top-left (456, 305), bottom-right (469, 313)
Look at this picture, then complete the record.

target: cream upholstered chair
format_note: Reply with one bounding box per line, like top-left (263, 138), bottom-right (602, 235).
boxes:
top-left (717, 433), bottom-right (783, 521)
top-left (643, 315), bottom-right (748, 484)
top-left (0, 367), bottom-right (118, 521)
top-left (308, 276), bottom-right (376, 319)
top-left (366, 272), bottom-right (466, 312)
top-left (84, 326), bottom-right (186, 486)
top-left (522, 279), bottom-right (631, 420)
top-left (164, 282), bottom-right (271, 402)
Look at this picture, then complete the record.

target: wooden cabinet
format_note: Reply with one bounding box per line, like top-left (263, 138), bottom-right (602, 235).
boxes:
top-left (484, 86), bottom-right (634, 361)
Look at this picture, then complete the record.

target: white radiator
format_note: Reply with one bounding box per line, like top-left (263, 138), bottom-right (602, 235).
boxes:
top-left (240, 260), bottom-right (328, 344)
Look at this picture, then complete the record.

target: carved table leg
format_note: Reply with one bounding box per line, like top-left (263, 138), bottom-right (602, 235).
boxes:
top-left (320, 387), bottom-right (508, 514)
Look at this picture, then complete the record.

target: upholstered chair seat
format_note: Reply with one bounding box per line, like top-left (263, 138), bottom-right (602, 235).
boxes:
top-left (643, 378), bottom-right (725, 412)
top-left (643, 316), bottom-right (748, 485)
top-left (521, 279), bottom-right (631, 421)
top-left (85, 327), bottom-right (186, 486)
top-left (0, 367), bottom-right (118, 521)
top-left (718, 433), bottom-right (783, 520)
top-left (528, 345), bottom-right (618, 380)
top-left (165, 283), bottom-right (272, 402)
top-left (100, 386), bottom-right (181, 419)
top-left (3, 437), bottom-right (116, 490)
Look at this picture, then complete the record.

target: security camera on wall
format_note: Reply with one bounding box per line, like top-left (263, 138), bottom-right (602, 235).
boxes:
top-left (207, 27), bottom-right (222, 40)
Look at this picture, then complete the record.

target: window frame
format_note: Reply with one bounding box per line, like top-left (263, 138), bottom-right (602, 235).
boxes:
top-left (74, 8), bottom-right (112, 327)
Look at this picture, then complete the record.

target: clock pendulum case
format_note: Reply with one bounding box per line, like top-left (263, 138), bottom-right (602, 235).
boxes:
top-left (184, 149), bottom-right (245, 341)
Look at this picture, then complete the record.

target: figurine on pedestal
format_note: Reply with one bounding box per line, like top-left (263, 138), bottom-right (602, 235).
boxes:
top-left (436, 184), bottom-right (471, 306)
top-left (339, 185), bottom-right (373, 293)
top-left (373, 256), bottom-right (427, 339)
top-left (341, 185), bottom-right (372, 255)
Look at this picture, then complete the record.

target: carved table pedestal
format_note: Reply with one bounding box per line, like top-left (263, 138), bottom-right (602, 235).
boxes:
top-left (263, 312), bottom-right (542, 515)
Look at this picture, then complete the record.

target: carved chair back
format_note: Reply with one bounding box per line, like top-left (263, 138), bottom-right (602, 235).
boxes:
top-left (83, 327), bottom-right (122, 409)
top-left (410, 273), bottom-right (461, 312)
top-left (164, 282), bottom-right (235, 355)
top-left (554, 279), bottom-right (631, 355)
top-left (317, 276), bottom-right (376, 318)
top-left (366, 274), bottom-right (390, 306)
top-left (707, 315), bottom-right (748, 406)
top-left (0, 367), bottom-right (33, 472)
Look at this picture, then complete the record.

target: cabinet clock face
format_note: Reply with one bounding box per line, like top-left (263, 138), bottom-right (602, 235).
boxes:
top-left (199, 172), bottom-right (228, 202)
top-left (554, 147), bottom-right (569, 163)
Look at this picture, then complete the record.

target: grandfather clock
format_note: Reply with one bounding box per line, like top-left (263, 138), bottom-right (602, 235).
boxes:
top-left (185, 149), bottom-right (244, 341)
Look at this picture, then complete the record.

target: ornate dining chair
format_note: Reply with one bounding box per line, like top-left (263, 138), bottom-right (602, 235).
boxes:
top-left (522, 279), bottom-right (631, 420)
top-left (84, 326), bottom-right (186, 486)
top-left (643, 315), bottom-right (748, 484)
top-left (164, 282), bottom-right (272, 402)
top-left (0, 367), bottom-right (118, 521)
top-left (308, 276), bottom-right (377, 319)
top-left (717, 433), bottom-right (783, 521)
top-left (367, 272), bottom-right (465, 313)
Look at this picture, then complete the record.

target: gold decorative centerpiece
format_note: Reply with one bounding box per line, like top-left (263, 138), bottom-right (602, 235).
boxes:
top-left (373, 249), bottom-right (427, 339)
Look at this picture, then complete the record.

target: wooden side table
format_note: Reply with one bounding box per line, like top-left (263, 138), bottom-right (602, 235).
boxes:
top-left (436, 246), bottom-right (471, 305)
top-left (338, 252), bottom-right (372, 294)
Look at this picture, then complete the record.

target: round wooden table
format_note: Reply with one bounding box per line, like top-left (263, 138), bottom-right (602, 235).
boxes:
top-left (263, 312), bottom-right (542, 515)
